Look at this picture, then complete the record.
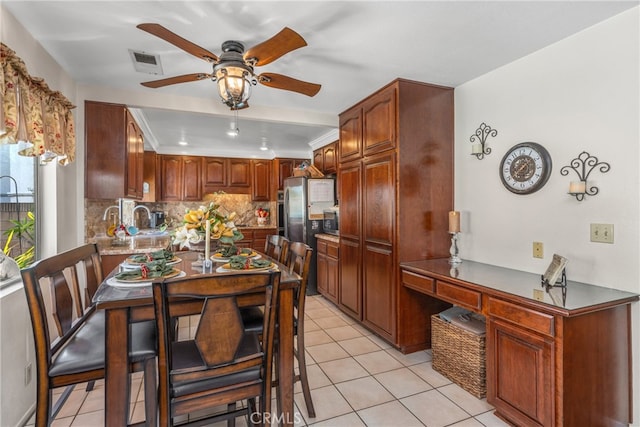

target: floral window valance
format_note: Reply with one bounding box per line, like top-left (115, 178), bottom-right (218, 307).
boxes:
top-left (1, 42), bottom-right (76, 165)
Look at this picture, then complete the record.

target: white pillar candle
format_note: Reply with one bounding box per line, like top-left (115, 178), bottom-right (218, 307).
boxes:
top-left (471, 143), bottom-right (482, 154)
top-left (448, 211), bottom-right (460, 233)
top-left (205, 219), bottom-right (211, 260)
top-left (569, 181), bottom-right (586, 194)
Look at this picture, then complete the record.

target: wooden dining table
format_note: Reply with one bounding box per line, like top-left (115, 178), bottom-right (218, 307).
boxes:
top-left (93, 250), bottom-right (300, 426)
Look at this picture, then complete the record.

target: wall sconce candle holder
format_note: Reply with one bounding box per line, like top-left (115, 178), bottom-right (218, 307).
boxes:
top-left (470, 122), bottom-right (497, 160)
top-left (560, 151), bottom-right (611, 201)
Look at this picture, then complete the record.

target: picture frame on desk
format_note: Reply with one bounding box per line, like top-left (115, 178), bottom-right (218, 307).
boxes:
top-left (542, 253), bottom-right (568, 288)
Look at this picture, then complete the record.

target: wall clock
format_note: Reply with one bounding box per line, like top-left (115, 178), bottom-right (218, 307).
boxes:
top-left (499, 142), bottom-right (552, 194)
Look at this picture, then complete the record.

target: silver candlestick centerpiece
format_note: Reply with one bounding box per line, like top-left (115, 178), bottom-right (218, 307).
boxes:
top-left (449, 232), bottom-right (461, 265)
top-left (448, 211), bottom-right (462, 265)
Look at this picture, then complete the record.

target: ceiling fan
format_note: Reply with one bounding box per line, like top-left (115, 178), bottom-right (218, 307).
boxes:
top-left (137, 23), bottom-right (321, 110)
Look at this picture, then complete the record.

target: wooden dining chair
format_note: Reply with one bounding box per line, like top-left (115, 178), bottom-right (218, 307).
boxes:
top-left (152, 271), bottom-right (281, 427)
top-left (20, 243), bottom-right (157, 427)
top-left (281, 241), bottom-right (315, 418)
top-left (264, 234), bottom-right (289, 264)
top-left (241, 241), bottom-right (316, 417)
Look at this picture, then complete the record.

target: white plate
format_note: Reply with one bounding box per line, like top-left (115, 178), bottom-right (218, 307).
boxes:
top-left (107, 270), bottom-right (186, 287)
top-left (216, 262), bottom-right (276, 273)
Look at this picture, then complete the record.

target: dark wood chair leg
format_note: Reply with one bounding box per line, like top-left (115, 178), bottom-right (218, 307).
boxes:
top-left (296, 332), bottom-right (315, 418)
top-left (85, 380), bottom-right (96, 392)
top-left (143, 357), bottom-right (157, 427)
top-left (227, 402), bottom-right (236, 427)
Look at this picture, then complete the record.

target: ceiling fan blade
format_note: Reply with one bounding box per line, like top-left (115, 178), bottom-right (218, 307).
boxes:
top-left (244, 27), bottom-right (307, 67)
top-left (258, 73), bottom-right (321, 97)
top-left (137, 23), bottom-right (218, 63)
top-left (141, 73), bottom-right (212, 88)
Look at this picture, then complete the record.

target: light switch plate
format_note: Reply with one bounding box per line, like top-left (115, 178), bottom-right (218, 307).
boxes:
top-left (590, 223), bottom-right (614, 244)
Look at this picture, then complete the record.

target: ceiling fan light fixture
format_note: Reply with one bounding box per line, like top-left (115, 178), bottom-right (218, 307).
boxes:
top-left (214, 64), bottom-right (253, 109)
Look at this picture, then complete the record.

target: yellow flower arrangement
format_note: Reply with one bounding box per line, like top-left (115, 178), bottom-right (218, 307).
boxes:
top-left (172, 202), bottom-right (244, 249)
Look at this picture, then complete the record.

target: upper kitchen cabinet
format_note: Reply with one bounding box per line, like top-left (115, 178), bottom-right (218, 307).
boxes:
top-left (338, 86), bottom-right (396, 164)
top-left (313, 141), bottom-right (337, 175)
top-left (251, 160), bottom-right (271, 201)
top-left (338, 108), bottom-right (362, 163)
top-left (337, 79), bottom-right (454, 350)
top-left (141, 151), bottom-right (157, 203)
top-left (202, 157), bottom-right (251, 194)
top-left (274, 158), bottom-right (308, 191)
top-left (85, 101), bottom-right (144, 199)
top-left (157, 155), bottom-right (202, 201)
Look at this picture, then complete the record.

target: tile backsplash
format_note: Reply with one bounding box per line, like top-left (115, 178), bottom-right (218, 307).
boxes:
top-left (85, 194), bottom-right (275, 240)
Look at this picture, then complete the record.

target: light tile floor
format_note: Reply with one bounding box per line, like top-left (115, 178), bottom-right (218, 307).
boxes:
top-left (27, 295), bottom-right (511, 426)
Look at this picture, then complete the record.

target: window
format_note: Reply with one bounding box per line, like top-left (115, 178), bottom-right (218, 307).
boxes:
top-left (0, 143), bottom-right (37, 282)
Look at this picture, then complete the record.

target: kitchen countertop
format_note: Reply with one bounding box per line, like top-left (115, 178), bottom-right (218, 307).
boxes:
top-left (315, 233), bottom-right (339, 243)
top-left (93, 226), bottom-right (277, 255)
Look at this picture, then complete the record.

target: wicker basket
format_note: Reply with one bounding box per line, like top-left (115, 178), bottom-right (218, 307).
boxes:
top-left (292, 169), bottom-right (310, 177)
top-left (431, 313), bottom-right (486, 398)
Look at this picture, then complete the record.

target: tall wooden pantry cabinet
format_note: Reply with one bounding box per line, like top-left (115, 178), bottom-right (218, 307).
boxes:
top-left (337, 79), bottom-right (454, 352)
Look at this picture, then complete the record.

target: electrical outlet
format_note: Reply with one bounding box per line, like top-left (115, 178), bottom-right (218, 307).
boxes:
top-left (533, 242), bottom-right (544, 258)
top-left (590, 223), bottom-right (614, 244)
top-left (533, 289), bottom-right (545, 301)
top-left (25, 363), bottom-right (32, 386)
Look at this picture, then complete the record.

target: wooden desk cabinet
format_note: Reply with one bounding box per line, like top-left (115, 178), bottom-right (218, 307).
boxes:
top-left (401, 259), bottom-right (638, 427)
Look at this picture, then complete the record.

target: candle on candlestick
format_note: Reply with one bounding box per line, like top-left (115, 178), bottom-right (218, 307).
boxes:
top-left (205, 219), bottom-right (211, 261)
top-left (569, 181), bottom-right (586, 194)
top-left (471, 143), bottom-right (482, 154)
top-left (448, 211), bottom-right (460, 233)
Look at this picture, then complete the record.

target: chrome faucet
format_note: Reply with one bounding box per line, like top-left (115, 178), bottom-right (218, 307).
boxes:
top-left (103, 205), bottom-right (119, 221)
top-left (132, 205), bottom-right (152, 228)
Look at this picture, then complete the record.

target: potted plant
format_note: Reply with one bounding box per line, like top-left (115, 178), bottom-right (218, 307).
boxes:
top-left (2, 211), bottom-right (35, 269)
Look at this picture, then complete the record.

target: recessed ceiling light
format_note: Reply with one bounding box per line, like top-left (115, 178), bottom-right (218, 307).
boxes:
top-left (178, 140), bottom-right (188, 146)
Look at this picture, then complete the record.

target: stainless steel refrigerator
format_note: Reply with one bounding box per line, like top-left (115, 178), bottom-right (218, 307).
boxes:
top-left (283, 176), bottom-right (336, 294)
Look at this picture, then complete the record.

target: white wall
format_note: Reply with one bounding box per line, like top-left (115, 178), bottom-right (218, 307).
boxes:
top-left (455, 7), bottom-right (640, 424)
top-left (0, 6), bottom-right (79, 426)
top-left (0, 5), bottom-right (79, 257)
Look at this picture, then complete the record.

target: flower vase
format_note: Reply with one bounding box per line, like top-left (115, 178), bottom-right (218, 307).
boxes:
top-left (257, 217), bottom-right (268, 226)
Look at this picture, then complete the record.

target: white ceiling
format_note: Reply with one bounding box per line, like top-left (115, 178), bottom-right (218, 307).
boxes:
top-left (4, 1), bottom-right (637, 159)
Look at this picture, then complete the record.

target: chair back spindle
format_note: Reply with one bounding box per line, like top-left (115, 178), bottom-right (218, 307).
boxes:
top-left (264, 235), bottom-right (289, 264)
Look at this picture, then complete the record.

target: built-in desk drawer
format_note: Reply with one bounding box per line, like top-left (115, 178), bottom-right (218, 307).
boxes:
top-left (435, 280), bottom-right (482, 312)
top-left (488, 297), bottom-right (554, 337)
top-left (401, 270), bottom-right (435, 295)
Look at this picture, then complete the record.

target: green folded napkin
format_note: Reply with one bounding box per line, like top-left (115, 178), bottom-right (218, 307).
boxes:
top-left (128, 249), bottom-right (174, 264)
top-left (115, 260), bottom-right (174, 280)
top-left (215, 246), bottom-right (255, 258)
top-left (228, 256), bottom-right (272, 270)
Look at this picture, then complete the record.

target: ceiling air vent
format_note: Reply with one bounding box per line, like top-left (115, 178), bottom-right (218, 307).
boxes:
top-left (128, 49), bottom-right (163, 75)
